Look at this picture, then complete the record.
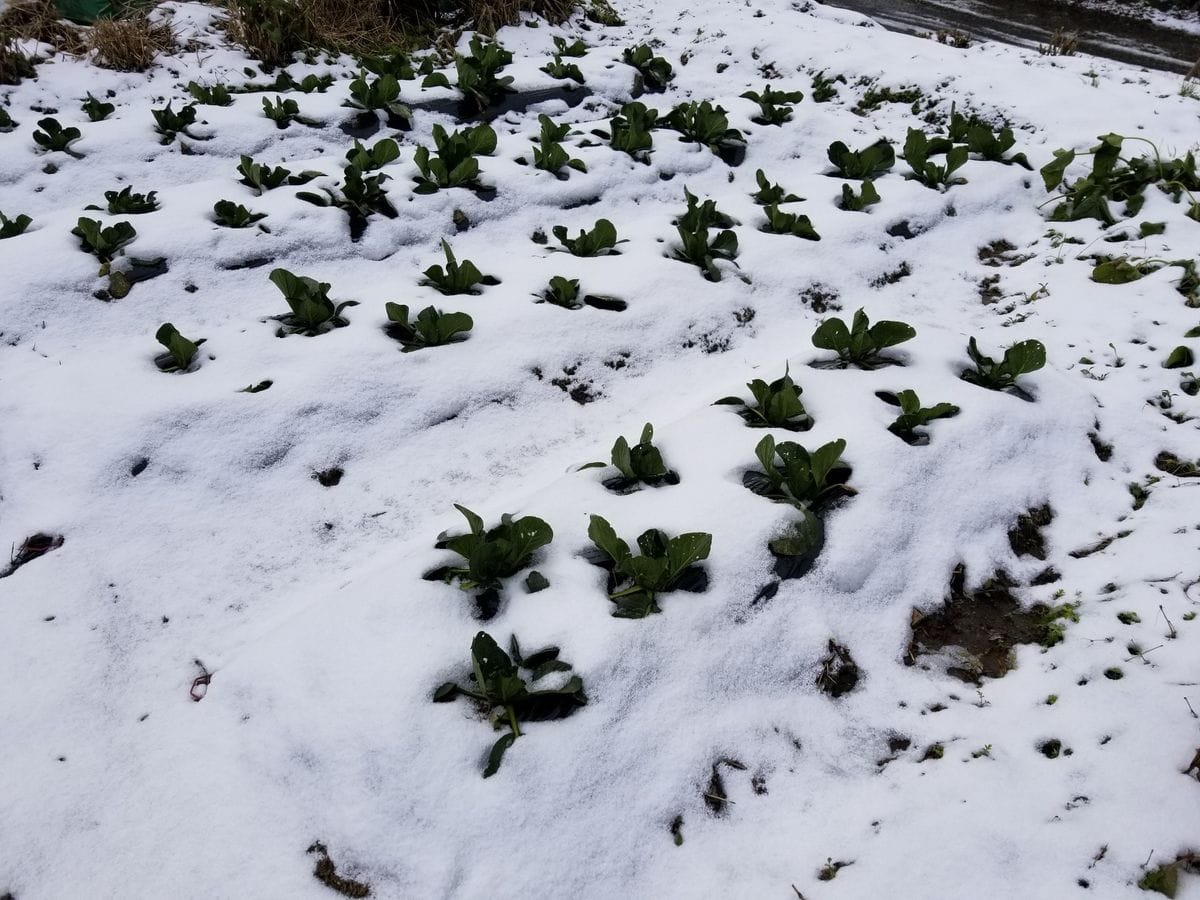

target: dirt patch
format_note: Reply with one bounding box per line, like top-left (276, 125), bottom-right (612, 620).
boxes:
top-left (1, 532), bottom-right (64, 579)
top-left (307, 842), bottom-right (370, 898)
top-left (816, 640), bottom-right (860, 698)
top-left (703, 757), bottom-right (747, 816)
top-left (1008, 504), bottom-right (1052, 560)
top-left (905, 564), bottom-right (1072, 682)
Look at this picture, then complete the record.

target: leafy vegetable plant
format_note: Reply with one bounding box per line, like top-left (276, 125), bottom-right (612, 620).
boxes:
top-left (741, 85), bottom-right (804, 125)
top-left (748, 435), bottom-right (851, 509)
top-left (553, 36), bottom-right (588, 57)
top-left (187, 81), bottom-right (233, 106)
top-left (581, 423), bottom-right (677, 489)
top-left (72, 217), bottom-right (135, 263)
top-left (623, 43), bottom-right (673, 94)
top-left (716, 366), bottom-right (813, 431)
top-left (262, 95), bottom-right (302, 128)
top-left (359, 51), bottom-right (417, 80)
top-left (664, 100), bottom-right (745, 159)
top-left (751, 169), bottom-right (802, 205)
top-left (0, 212), bottom-right (32, 239)
top-left (877, 390), bottom-right (959, 444)
top-left (903, 128), bottom-right (968, 189)
top-left (344, 137), bottom-right (400, 172)
top-left (746, 435), bottom-right (853, 571)
top-left (344, 72), bottom-right (412, 128)
top-left (33, 117), bottom-right (82, 155)
top-left (812, 308), bottom-right (915, 367)
top-left (268, 267), bottom-right (358, 336)
top-left (432, 631), bottom-right (587, 777)
top-left (420, 240), bottom-right (500, 295)
top-left (541, 55), bottom-right (584, 83)
top-left (539, 275), bottom-right (583, 308)
top-left (81, 93), bottom-right (114, 121)
top-left (151, 102), bottom-right (199, 144)
top-left (606, 101), bottom-right (659, 161)
top-left (89, 186), bottom-right (158, 215)
top-left (412, 123), bottom-right (496, 194)
top-left (154, 323), bottom-right (205, 372)
top-left (531, 115), bottom-right (586, 176)
top-left (383, 303), bottom-right (473, 351)
top-left (1040, 133), bottom-right (1199, 225)
top-left (961, 337), bottom-right (1046, 392)
top-left (827, 139), bottom-right (893, 179)
top-left (811, 70), bottom-right (844, 102)
top-left (0, 107), bottom-right (16, 131)
top-left (672, 189), bottom-right (738, 281)
top-left (297, 164), bottom-right (398, 238)
top-left (422, 36), bottom-right (515, 112)
top-left (760, 204), bottom-right (820, 240)
top-left (432, 505), bottom-right (554, 617)
top-left (237, 155), bottom-right (315, 194)
top-left (553, 218), bottom-right (621, 256)
top-left (946, 106), bottom-right (1031, 169)
top-left (839, 180), bottom-right (880, 211)
top-left (587, 514), bottom-right (711, 618)
top-left (213, 200), bottom-right (267, 228)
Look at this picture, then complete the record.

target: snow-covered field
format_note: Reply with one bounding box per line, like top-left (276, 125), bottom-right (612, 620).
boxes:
top-left (2, 0), bottom-right (1199, 896)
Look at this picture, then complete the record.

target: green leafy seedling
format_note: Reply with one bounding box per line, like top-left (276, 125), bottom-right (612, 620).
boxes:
top-left (542, 55), bottom-right (584, 83)
top-left (827, 139), bottom-right (894, 179)
top-left (383, 303), bottom-right (473, 351)
top-left (33, 117), bottom-right (83, 155)
top-left (297, 164), bottom-right (398, 234)
top-left (812, 308), bottom-right (915, 367)
top-left (434, 504), bottom-right (554, 600)
top-left (420, 240), bottom-right (500, 295)
top-left (879, 390), bottom-right (959, 443)
top-left (741, 85), bottom-right (804, 125)
top-left (531, 114), bottom-right (586, 176)
top-left (432, 631), bottom-right (586, 777)
top-left (749, 434), bottom-right (852, 509)
top-left (422, 36), bottom-right (515, 113)
top-left (1164, 346), bottom-right (1194, 368)
top-left (187, 81), bottom-right (233, 106)
top-left (151, 101), bottom-right (199, 144)
top-left (606, 101), bottom-right (659, 161)
top-left (664, 100), bottom-right (745, 158)
top-left (413, 123), bottom-right (497, 194)
top-left (344, 72), bottom-right (412, 128)
top-left (359, 51), bottom-right (417, 80)
top-left (81, 93), bottom-right (114, 121)
top-left (587, 514), bottom-right (711, 618)
top-left (262, 95), bottom-right (301, 128)
top-left (751, 169), bottom-right (802, 205)
top-left (961, 337), bottom-right (1046, 391)
top-left (539, 275), bottom-right (583, 308)
top-left (344, 137), bottom-right (400, 172)
top-left (946, 106), bottom-right (1031, 169)
top-left (581, 423), bottom-right (676, 487)
top-left (760, 204), bottom-right (820, 239)
top-left (904, 128), bottom-right (969, 189)
top-left (672, 189), bottom-right (738, 281)
top-left (552, 218), bottom-right (621, 256)
top-left (268, 267), bottom-right (358, 336)
top-left (72, 217), bottom-right (135, 263)
top-left (0, 212), bottom-right (33, 239)
top-left (213, 200), bottom-right (267, 228)
top-left (623, 43), bottom-right (673, 94)
top-left (553, 36), bottom-right (588, 57)
top-left (88, 186), bottom-right (158, 215)
top-left (716, 365), bottom-right (812, 431)
top-left (154, 323), bottom-right (206, 372)
top-left (840, 180), bottom-right (880, 211)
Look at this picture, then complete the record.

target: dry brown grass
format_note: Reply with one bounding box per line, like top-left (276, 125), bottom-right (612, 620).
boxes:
top-left (88, 14), bottom-right (176, 70)
top-left (0, 0), bottom-right (88, 54)
top-left (0, 37), bottom-right (38, 84)
top-left (223, 0), bottom-right (583, 63)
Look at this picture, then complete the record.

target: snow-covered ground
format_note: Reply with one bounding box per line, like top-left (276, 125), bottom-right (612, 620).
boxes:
top-left (2, 0), bottom-right (1199, 896)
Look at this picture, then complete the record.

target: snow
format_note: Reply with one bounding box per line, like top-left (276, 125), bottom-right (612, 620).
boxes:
top-left (2, 0), bottom-right (1200, 897)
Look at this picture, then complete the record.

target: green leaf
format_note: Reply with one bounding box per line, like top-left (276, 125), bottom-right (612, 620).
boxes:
top-left (524, 570), bottom-right (550, 593)
top-left (483, 732), bottom-right (517, 777)
top-left (588, 514), bottom-right (629, 564)
top-left (812, 317), bottom-right (851, 352)
top-left (1040, 148), bottom-right (1075, 191)
top-left (455, 504), bottom-right (485, 536)
top-left (1163, 346), bottom-right (1194, 369)
top-left (611, 435), bottom-right (634, 478)
top-left (664, 532), bottom-right (712, 585)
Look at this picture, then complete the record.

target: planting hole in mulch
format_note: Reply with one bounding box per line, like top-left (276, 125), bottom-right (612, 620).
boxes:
top-left (816, 639), bottom-right (861, 698)
top-left (1008, 503), bottom-right (1053, 560)
top-left (1, 532), bottom-right (64, 578)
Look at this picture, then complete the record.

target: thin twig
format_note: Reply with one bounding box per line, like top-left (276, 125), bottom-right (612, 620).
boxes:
top-left (1186, 697), bottom-right (1198, 720)
top-left (1160, 605), bottom-right (1178, 639)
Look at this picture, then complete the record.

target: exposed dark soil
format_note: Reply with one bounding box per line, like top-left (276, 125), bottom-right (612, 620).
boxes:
top-left (307, 842), bottom-right (370, 898)
top-left (1008, 504), bottom-right (1053, 560)
top-left (906, 564), bottom-right (1062, 682)
top-left (1, 532), bottom-right (64, 578)
top-left (816, 639), bottom-right (861, 697)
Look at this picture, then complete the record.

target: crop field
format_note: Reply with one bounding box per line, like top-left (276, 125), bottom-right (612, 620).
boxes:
top-left (1, 0), bottom-right (1199, 896)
